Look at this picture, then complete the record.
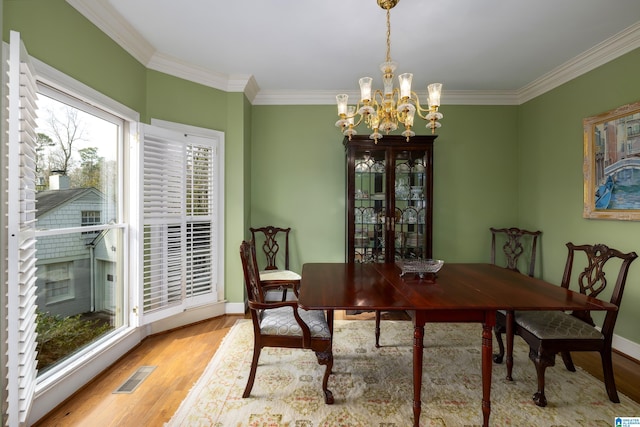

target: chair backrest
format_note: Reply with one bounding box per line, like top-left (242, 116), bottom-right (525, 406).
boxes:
top-left (240, 240), bottom-right (266, 303)
top-left (250, 226), bottom-right (291, 271)
top-left (490, 227), bottom-right (542, 277)
top-left (560, 242), bottom-right (637, 330)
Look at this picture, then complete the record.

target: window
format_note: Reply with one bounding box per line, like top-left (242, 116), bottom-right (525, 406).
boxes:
top-left (44, 262), bottom-right (74, 303)
top-left (81, 211), bottom-right (101, 227)
top-left (81, 210), bottom-right (101, 236)
top-left (138, 123), bottom-right (221, 324)
top-left (33, 87), bottom-right (125, 375)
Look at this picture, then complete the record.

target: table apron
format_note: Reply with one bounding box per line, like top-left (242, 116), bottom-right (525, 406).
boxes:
top-left (412, 309), bottom-right (496, 326)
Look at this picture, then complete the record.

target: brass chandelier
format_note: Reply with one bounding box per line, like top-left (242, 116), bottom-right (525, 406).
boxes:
top-left (335, 0), bottom-right (443, 143)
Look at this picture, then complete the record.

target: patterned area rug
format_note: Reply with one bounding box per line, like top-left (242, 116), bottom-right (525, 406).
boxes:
top-left (166, 319), bottom-right (640, 426)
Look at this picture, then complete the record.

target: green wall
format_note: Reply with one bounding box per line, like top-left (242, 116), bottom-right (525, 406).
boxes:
top-left (144, 70), bottom-right (228, 128)
top-left (225, 92), bottom-right (252, 303)
top-left (251, 105), bottom-right (346, 268)
top-left (519, 47), bottom-right (640, 343)
top-left (432, 105), bottom-right (520, 261)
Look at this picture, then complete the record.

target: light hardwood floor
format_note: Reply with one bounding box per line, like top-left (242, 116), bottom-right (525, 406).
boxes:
top-left (33, 312), bottom-right (640, 426)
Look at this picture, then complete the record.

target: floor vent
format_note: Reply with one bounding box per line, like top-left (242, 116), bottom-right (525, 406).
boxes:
top-left (113, 366), bottom-right (157, 394)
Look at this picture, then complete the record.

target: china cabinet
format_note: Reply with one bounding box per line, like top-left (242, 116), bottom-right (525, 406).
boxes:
top-left (345, 135), bottom-right (436, 263)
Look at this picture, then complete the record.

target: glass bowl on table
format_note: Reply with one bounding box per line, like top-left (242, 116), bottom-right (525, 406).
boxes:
top-left (398, 259), bottom-right (444, 282)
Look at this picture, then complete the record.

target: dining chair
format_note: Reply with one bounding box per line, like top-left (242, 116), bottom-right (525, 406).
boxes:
top-left (250, 226), bottom-right (301, 301)
top-left (512, 242), bottom-right (637, 407)
top-left (239, 241), bottom-right (334, 404)
top-left (490, 227), bottom-right (542, 367)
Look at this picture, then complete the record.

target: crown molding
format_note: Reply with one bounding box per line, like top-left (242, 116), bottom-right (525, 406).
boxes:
top-left (147, 52), bottom-right (231, 91)
top-left (148, 53), bottom-right (254, 97)
top-left (229, 75), bottom-right (259, 101)
top-left (517, 21), bottom-right (640, 104)
top-left (442, 91), bottom-right (520, 106)
top-left (66, 0), bottom-right (640, 106)
top-left (253, 90), bottom-right (348, 105)
top-left (252, 89), bottom-right (520, 106)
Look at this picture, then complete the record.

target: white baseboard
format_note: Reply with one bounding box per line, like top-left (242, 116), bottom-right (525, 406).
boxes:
top-left (147, 301), bottom-right (227, 334)
top-left (225, 300), bottom-right (247, 314)
top-left (613, 333), bottom-right (640, 361)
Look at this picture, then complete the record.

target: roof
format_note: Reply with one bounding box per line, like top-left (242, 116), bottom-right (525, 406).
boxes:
top-left (36, 188), bottom-right (102, 217)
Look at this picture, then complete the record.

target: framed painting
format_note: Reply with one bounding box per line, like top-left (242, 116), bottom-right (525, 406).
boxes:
top-left (583, 101), bottom-right (640, 220)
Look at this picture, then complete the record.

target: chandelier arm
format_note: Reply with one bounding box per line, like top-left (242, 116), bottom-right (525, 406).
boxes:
top-left (372, 90), bottom-right (385, 105)
top-left (411, 92), bottom-right (431, 119)
top-left (372, 88), bottom-right (404, 106)
top-left (346, 104), bottom-right (366, 128)
top-left (351, 115), bottom-right (365, 128)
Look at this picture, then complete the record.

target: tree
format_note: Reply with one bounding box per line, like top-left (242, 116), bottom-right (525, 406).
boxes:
top-left (70, 147), bottom-right (103, 189)
top-left (41, 105), bottom-right (87, 175)
top-left (36, 132), bottom-right (55, 176)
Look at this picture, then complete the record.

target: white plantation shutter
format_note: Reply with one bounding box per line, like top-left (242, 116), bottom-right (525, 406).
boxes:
top-left (5, 31), bottom-right (39, 426)
top-left (139, 124), bottom-right (218, 324)
top-left (141, 131), bottom-right (185, 316)
top-left (185, 143), bottom-right (216, 298)
top-left (186, 221), bottom-right (214, 297)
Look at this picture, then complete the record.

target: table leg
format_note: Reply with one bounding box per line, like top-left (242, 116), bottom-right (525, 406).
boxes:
top-left (481, 321), bottom-right (493, 427)
top-left (413, 321), bottom-right (425, 427)
top-left (505, 310), bottom-right (514, 381)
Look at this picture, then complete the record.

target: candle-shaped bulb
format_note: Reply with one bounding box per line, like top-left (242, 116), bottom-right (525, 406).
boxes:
top-left (399, 73), bottom-right (412, 99)
top-left (336, 94), bottom-right (349, 115)
top-left (359, 77), bottom-right (372, 102)
top-left (427, 83), bottom-right (442, 108)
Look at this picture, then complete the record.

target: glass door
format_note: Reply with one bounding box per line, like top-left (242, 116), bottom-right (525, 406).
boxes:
top-left (353, 148), bottom-right (387, 263)
top-left (393, 149), bottom-right (431, 261)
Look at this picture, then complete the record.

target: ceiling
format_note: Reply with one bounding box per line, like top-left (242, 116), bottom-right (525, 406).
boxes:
top-left (67, 0), bottom-right (640, 105)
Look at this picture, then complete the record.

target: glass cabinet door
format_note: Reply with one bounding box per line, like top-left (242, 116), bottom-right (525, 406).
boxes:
top-left (353, 148), bottom-right (387, 263)
top-left (393, 150), bottom-right (430, 261)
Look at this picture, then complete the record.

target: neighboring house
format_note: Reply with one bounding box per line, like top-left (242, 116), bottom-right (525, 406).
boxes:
top-left (35, 174), bottom-right (116, 318)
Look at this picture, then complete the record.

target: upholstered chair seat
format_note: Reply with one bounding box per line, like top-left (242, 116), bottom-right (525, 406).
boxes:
top-left (260, 306), bottom-right (332, 338)
top-left (515, 311), bottom-right (603, 341)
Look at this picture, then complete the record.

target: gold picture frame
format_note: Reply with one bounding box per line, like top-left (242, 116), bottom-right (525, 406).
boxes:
top-left (583, 101), bottom-right (640, 220)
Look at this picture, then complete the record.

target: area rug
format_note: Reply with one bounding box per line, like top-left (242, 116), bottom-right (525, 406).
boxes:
top-left (166, 319), bottom-right (640, 426)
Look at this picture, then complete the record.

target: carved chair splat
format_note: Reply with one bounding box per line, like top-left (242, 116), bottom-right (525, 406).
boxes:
top-left (250, 226), bottom-right (301, 302)
top-left (490, 227), bottom-right (542, 370)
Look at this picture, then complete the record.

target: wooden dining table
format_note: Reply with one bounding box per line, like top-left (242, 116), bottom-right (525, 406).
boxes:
top-left (297, 262), bottom-right (617, 427)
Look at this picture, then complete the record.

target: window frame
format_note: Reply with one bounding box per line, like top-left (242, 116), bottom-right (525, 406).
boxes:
top-left (30, 57), bottom-right (142, 399)
top-left (138, 120), bottom-right (225, 325)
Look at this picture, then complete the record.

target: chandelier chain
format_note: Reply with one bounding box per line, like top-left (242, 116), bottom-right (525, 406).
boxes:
top-left (386, 6), bottom-right (392, 64)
